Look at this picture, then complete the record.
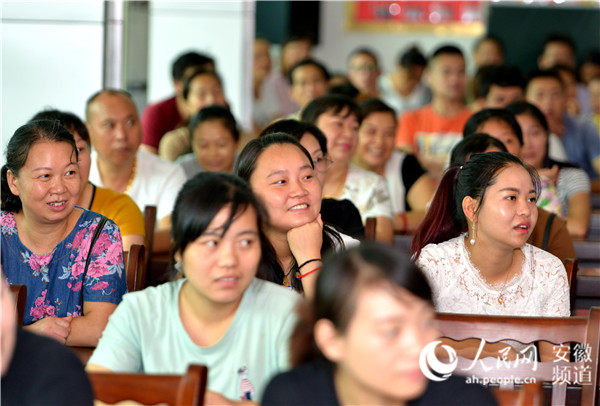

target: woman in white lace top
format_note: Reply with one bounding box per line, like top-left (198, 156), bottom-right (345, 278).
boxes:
top-left (412, 152), bottom-right (570, 318)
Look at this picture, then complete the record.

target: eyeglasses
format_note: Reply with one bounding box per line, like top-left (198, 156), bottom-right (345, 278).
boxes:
top-left (313, 155), bottom-right (333, 173)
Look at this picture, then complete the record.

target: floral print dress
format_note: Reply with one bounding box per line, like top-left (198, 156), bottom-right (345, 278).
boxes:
top-left (1, 209), bottom-right (127, 325)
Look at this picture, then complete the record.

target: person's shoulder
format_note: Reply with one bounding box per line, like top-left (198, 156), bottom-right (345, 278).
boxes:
top-left (348, 163), bottom-right (386, 183)
top-left (263, 360), bottom-right (338, 406)
top-left (423, 235), bottom-right (463, 253)
top-left (121, 280), bottom-right (183, 310)
top-left (246, 278), bottom-right (300, 311)
top-left (412, 376), bottom-right (496, 405)
top-left (137, 150), bottom-right (186, 179)
top-left (526, 243), bottom-right (563, 266)
top-left (94, 186), bottom-right (142, 212)
top-left (402, 105), bottom-right (430, 120)
top-left (144, 96), bottom-right (176, 113)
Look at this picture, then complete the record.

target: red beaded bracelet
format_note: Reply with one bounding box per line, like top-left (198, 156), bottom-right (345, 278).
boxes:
top-left (296, 266), bottom-right (322, 280)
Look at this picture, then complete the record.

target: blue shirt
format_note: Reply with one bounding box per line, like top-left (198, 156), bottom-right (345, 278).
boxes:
top-left (1, 209), bottom-right (127, 325)
top-left (561, 114), bottom-right (600, 179)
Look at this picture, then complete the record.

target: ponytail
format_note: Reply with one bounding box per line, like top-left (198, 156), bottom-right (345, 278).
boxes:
top-left (412, 166), bottom-right (464, 259)
top-left (1, 165), bottom-right (21, 212)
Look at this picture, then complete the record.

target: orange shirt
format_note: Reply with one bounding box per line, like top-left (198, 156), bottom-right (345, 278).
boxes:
top-left (396, 105), bottom-right (472, 179)
top-left (396, 104), bottom-right (472, 148)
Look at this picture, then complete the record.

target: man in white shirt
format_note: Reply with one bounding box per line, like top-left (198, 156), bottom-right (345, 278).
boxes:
top-left (86, 89), bottom-right (187, 250)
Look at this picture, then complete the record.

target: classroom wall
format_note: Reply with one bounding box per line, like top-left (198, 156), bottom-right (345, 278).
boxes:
top-left (146, 1), bottom-right (255, 129)
top-left (1, 2), bottom-right (105, 156)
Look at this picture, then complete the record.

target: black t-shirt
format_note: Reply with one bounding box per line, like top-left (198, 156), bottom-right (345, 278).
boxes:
top-left (401, 154), bottom-right (426, 212)
top-left (1, 328), bottom-right (94, 406)
top-left (262, 359), bottom-right (498, 406)
top-left (321, 198), bottom-right (365, 240)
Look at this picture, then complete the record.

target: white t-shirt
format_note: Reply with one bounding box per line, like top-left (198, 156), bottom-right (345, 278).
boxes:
top-left (90, 149), bottom-right (187, 221)
top-left (556, 167), bottom-right (591, 217)
top-left (415, 235), bottom-right (570, 317)
top-left (89, 278), bottom-right (299, 401)
top-left (378, 75), bottom-right (432, 117)
top-left (341, 164), bottom-right (394, 222)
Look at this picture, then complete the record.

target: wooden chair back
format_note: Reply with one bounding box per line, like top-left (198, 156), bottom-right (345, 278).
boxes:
top-left (143, 205), bottom-right (157, 285)
top-left (434, 308), bottom-right (600, 406)
top-left (9, 284), bottom-right (27, 325)
top-left (492, 382), bottom-right (543, 406)
top-left (563, 258), bottom-right (578, 315)
top-left (123, 244), bottom-right (146, 292)
top-left (88, 364), bottom-right (207, 406)
top-left (365, 217), bottom-right (376, 241)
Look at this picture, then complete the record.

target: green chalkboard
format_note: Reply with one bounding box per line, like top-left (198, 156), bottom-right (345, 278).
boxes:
top-left (488, 4), bottom-right (600, 75)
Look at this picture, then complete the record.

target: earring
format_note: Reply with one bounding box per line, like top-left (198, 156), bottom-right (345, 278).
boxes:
top-left (470, 224), bottom-right (476, 246)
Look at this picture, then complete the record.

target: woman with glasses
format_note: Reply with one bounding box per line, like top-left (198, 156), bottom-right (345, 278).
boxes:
top-left (354, 99), bottom-right (436, 234)
top-left (260, 119), bottom-right (365, 239)
top-left (235, 133), bottom-right (358, 299)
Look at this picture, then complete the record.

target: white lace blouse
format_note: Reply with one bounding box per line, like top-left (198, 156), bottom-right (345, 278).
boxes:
top-left (416, 235), bottom-right (570, 317)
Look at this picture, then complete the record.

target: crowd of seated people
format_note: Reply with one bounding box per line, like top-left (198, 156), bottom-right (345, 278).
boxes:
top-left (2, 29), bottom-right (600, 405)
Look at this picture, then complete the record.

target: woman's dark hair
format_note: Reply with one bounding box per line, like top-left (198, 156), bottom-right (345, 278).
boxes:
top-left (234, 133), bottom-right (343, 292)
top-left (411, 152), bottom-right (540, 259)
top-left (291, 242), bottom-right (433, 366)
top-left (287, 58), bottom-right (330, 85)
top-left (301, 94), bottom-right (362, 126)
top-left (2, 120), bottom-right (78, 212)
top-left (450, 133), bottom-right (508, 167)
top-left (463, 108), bottom-right (523, 145)
top-left (170, 172), bottom-right (276, 280)
top-left (399, 46), bottom-right (427, 69)
top-left (188, 105), bottom-right (240, 143)
top-left (30, 109), bottom-right (90, 145)
top-left (358, 98), bottom-right (397, 124)
top-left (259, 119), bottom-right (328, 154)
top-left (182, 68), bottom-right (223, 100)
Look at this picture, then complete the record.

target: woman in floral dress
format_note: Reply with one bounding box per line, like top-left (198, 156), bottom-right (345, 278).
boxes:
top-left (1, 120), bottom-right (126, 347)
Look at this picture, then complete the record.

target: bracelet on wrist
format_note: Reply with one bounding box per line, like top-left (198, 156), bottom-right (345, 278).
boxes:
top-left (297, 258), bottom-right (322, 270)
top-left (296, 266), bottom-right (322, 280)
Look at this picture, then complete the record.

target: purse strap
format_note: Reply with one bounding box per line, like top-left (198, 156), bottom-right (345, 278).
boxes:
top-left (542, 213), bottom-right (556, 251)
top-left (80, 215), bottom-right (109, 305)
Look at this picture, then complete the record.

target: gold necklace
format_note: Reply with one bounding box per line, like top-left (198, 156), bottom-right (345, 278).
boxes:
top-left (123, 157), bottom-right (137, 194)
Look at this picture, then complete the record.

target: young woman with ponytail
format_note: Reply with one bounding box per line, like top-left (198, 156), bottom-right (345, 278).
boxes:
top-left (412, 151), bottom-right (569, 318)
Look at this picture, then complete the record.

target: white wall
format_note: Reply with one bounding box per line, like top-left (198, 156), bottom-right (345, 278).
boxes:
top-left (146, 1), bottom-right (255, 129)
top-left (312, 2), bottom-right (481, 77)
top-left (1, 2), bottom-right (105, 156)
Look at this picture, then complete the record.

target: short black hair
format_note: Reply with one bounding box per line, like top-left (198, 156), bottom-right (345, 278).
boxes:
top-left (301, 94), bottom-right (362, 125)
top-left (473, 35), bottom-right (504, 55)
top-left (348, 47), bottom-right (379, 65)
top-left (188, 105), bottom-right (239, 142)
top-left (358, 98), bottom-right (397, 123)
top-left (260, 119), bottom-right (328, 154)
top-left (287, 58), bottom-right (330, 85)
top-left (327, 82), bottom-right (360, 100)
top-left (451, 133), bottom-right (508, 166)
top-left (172, 51), bottom-right (215, 81)
top-left (431, 45), bottom-right (464, 61)
top-left (478, 65), bottom-right (525, 99)
top-left (182, 68), bottom-right (223, 100)
top-left (525, 69), bottom-right (564, 92)
top-left (463, 108), bottom-right (523, 145)
top-left (541, 33), bottom-right (576, 56)
top-left (399, 46), bottom-right (427, 69)
top-left (30, 109), bottom-right (90, 145)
